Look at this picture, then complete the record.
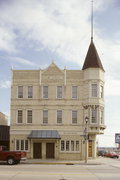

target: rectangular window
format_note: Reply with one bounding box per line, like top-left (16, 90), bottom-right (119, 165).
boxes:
top-left (27, 110), bottom-right (32, 123)
top-left (91, 84), bottom-right (97, 97)
top-left (28, 86), bottom-right (33, 98)
top-left (76, 141), bottom-right (79, 151)
top-left (25, 140), bottom-right (28, 151)
top-left (71, 141), bottom-right (74, 151)
top-left (18, 86), bottom-right (23, 98)
top-left (57, 86), bottom-right (62, 99)
top-left (72, 86), bottom-right (77, 99)
top-left (57, 110), bottom-right (62, 124)
top-left (43, 86), bottom-right (48, 99)
top-left (100, 110), bottom-right (104, 124)
top-left (91, 109), bottom-right (97, 123)
top-left (16, 140), bottom-right (28, 151)
top-left (17, 110), bottom-right (23, 123)
top-left (16, 140), bottom-right (19, 151)
top-left (100, 85), bottom-right (103, 98)
top-left (61, 140), bottom-right (65, 151)
top-left (21, 140), bottom-right (24, 151)
top-left (72, 111), bottom-right (77, 124)
top-left (66, 141), bottom-right (69, 151)
top-left (43, 110), bottom-right (48, 124)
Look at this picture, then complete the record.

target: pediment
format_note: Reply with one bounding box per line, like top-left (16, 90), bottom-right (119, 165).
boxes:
top-left (42, 62), bottom-right (64, 76)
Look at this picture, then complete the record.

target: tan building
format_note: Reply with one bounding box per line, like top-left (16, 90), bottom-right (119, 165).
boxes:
top-left (0, 112), bottom-right (8, 125)
top-left (10, 40), bottom-right (106, 160)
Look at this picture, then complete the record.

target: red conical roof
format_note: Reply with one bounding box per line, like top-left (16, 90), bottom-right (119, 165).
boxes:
top-left (82, 40), bottom-right (104, 71)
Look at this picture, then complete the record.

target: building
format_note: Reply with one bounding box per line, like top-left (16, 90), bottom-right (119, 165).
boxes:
top-left (0, 112), bottom-right (8, 125)
top-left (0, 112), bottom-right (9, 149)
top-left (10, 40), bottom-right (105, 160)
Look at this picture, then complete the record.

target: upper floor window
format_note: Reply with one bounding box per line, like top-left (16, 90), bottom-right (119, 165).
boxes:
top-left (17, 110), bottom-right (23, 123)
top-left (27, 110), bottom-right (32, 123)
top-left (28, 86), bottom-right (33, 98)
top-left (43, 110), bottom-right (48, 124)
top-left (72, 110), bottom-right (77, 124)
top-left (57, 110), bottom-right (62, 124)
top-left (18, 86), bottom-right (23, 98)
top-left (91, 109), bottom-right (97, 123)
top-left (72, 86), bottom-right (77, 99)
top-left (43, 86), bottom-right (48, 99)
top-left (100, 85), bottom-right (104, 98)
top-left (91, 84), bottom-right (97, 97)
top-left (100, 110), bottom-right (104, 124)
top-left (57, 86), bottom-right (62, 99)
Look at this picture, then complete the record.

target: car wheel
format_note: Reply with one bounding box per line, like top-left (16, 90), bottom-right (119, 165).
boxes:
top-left (7, 157), bottom-right (15, 165)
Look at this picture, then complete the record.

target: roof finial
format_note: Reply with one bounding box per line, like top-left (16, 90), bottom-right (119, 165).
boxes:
top-left (91, 0), bottom-right (94, 42)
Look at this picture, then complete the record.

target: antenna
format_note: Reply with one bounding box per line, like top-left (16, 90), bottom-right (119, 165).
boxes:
top-left (91, 0), bottom-right (94, 41)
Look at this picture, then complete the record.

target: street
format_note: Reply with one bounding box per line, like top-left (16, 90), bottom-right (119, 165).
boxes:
top-left (0, 157), bottom-right (120, 180)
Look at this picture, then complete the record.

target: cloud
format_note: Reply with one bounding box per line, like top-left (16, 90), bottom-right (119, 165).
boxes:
top-left (8, 56), bottom-right (37, 66)
top-left (105, 76), bottom-right (120, 96)
top-left (0, 80), bottom-right (11, 89)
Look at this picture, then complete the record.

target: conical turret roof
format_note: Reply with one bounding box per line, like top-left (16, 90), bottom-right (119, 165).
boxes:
top-left (82, 40), bottom-right (104, 71)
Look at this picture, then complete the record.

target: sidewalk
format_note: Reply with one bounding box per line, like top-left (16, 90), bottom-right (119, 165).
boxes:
top-left (23, 157), bottom-right (103, 165)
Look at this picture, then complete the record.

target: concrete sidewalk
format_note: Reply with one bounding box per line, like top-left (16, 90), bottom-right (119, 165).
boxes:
top-left (23, 157), bottom-right (103, 165)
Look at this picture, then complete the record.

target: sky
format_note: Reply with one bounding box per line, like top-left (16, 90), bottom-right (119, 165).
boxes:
top-left (0, 0), bottom-right (120, 147)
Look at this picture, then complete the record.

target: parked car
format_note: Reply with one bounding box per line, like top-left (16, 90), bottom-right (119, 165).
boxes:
top-left (105, 151), bottom-right (119, 159)
top-left (97, 150), bottom-right (108, 157)
top-left (0, 146), bottom-right (27, 165)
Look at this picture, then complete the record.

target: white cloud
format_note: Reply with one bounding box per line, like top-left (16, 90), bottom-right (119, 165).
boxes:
top-left (8, 56), bottom-right (36, 66)
top-left (0, 80), bottom-right (11, 89)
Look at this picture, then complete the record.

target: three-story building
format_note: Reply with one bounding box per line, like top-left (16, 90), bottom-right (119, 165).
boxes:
top-left (10, 40), bottom-right (105, 160)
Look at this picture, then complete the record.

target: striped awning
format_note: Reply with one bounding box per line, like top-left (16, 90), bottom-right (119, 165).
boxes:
top-left (28, 130), bottom-right (61, 139)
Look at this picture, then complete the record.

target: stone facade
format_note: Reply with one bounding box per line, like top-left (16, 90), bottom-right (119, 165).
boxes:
top-left (10, 60), bottom-right (105, 160)
top-left (0, 112), bottom-right (8, 125)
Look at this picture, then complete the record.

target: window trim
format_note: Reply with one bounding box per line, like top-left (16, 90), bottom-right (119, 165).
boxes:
top-left (91, 83), bottom-right (98, 98)
top-left (71, 110), bottom-right (77, 124)
top-left (15, 139), bottom-right (29, 152)
top-left (28, 85), bottom-right (33, 99)
top-left (91, 108), bottom-right (97, 124)
top-left (57, 110), bottom-right (62, 124)
top-left (56, 86), bottom-right (63, 99)
top-left (43, 86), bottom-right (48, 99)
top-left (60, 140), bottom-right (80, 153)
top-left (16, 109), bottom-right (23, 124)
top-left (72, 86), bottom-right (77, 99)
top-left (43, 109), bottom-right (48, 124)
top-left (26, 109), bottom-right (33, 124)
top-left (17, 85), bottom-right (23, 99)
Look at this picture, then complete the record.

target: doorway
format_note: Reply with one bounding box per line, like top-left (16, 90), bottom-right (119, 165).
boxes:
top-left (33, 143), bottom-right (42, 159)
top-left (46, 143), bottom-right (54, 159)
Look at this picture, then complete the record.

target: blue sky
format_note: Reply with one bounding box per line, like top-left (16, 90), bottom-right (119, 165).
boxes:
top-left (0, 0), bottom-right (120, 147)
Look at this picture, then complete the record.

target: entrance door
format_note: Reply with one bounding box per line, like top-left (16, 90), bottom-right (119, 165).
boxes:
top-left (88, 140), bottom-right (92, 157)
top-left (33, 143), bottom-right (42, 159)
top-left (46, 143), bottom-right (54, 159)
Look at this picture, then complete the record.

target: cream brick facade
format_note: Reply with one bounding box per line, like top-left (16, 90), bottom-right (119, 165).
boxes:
top-left (10, 59), bottom-right (105, 160)
top-left (0, 112), bottom-right (8, 125)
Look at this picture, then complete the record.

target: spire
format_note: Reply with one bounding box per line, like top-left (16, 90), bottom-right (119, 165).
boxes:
top-left (91, 0), bottom-right (93, 41)
top-left (82, 0), bottom-right (104, 71)
top-left (82, 41), bottom-right (104, 71)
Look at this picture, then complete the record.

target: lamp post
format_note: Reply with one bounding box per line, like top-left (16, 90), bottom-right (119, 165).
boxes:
top-left (85, 116), bottom-right (89, 164)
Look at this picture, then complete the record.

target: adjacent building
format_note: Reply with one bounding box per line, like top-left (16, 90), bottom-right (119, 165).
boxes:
top-left (10, 40), bottom-right (106, 160)
top-left (0, 112), bottom-right (9, 149)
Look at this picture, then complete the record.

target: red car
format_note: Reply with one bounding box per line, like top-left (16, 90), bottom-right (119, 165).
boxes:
top-left (105, 152), bottom-right (119, 159)
top-left (0, 146), bottom-right (27, 165)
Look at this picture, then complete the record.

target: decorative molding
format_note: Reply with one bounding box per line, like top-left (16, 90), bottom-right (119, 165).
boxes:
top-left (83, 105), bottom-right (99, 109)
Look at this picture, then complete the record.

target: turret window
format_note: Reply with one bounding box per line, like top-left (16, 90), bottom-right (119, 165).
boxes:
top-left (91, 84), bottom-right (97, 97)
top-left (91, 109), bottom-right (97, 123)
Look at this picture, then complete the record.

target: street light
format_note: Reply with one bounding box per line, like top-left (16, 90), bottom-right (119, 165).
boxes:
top-left (85, 116), bottom-right (89, 163)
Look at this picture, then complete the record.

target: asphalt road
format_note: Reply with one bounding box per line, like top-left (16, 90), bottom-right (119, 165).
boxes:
top-left (0, 157), bottom-right (120, 180)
